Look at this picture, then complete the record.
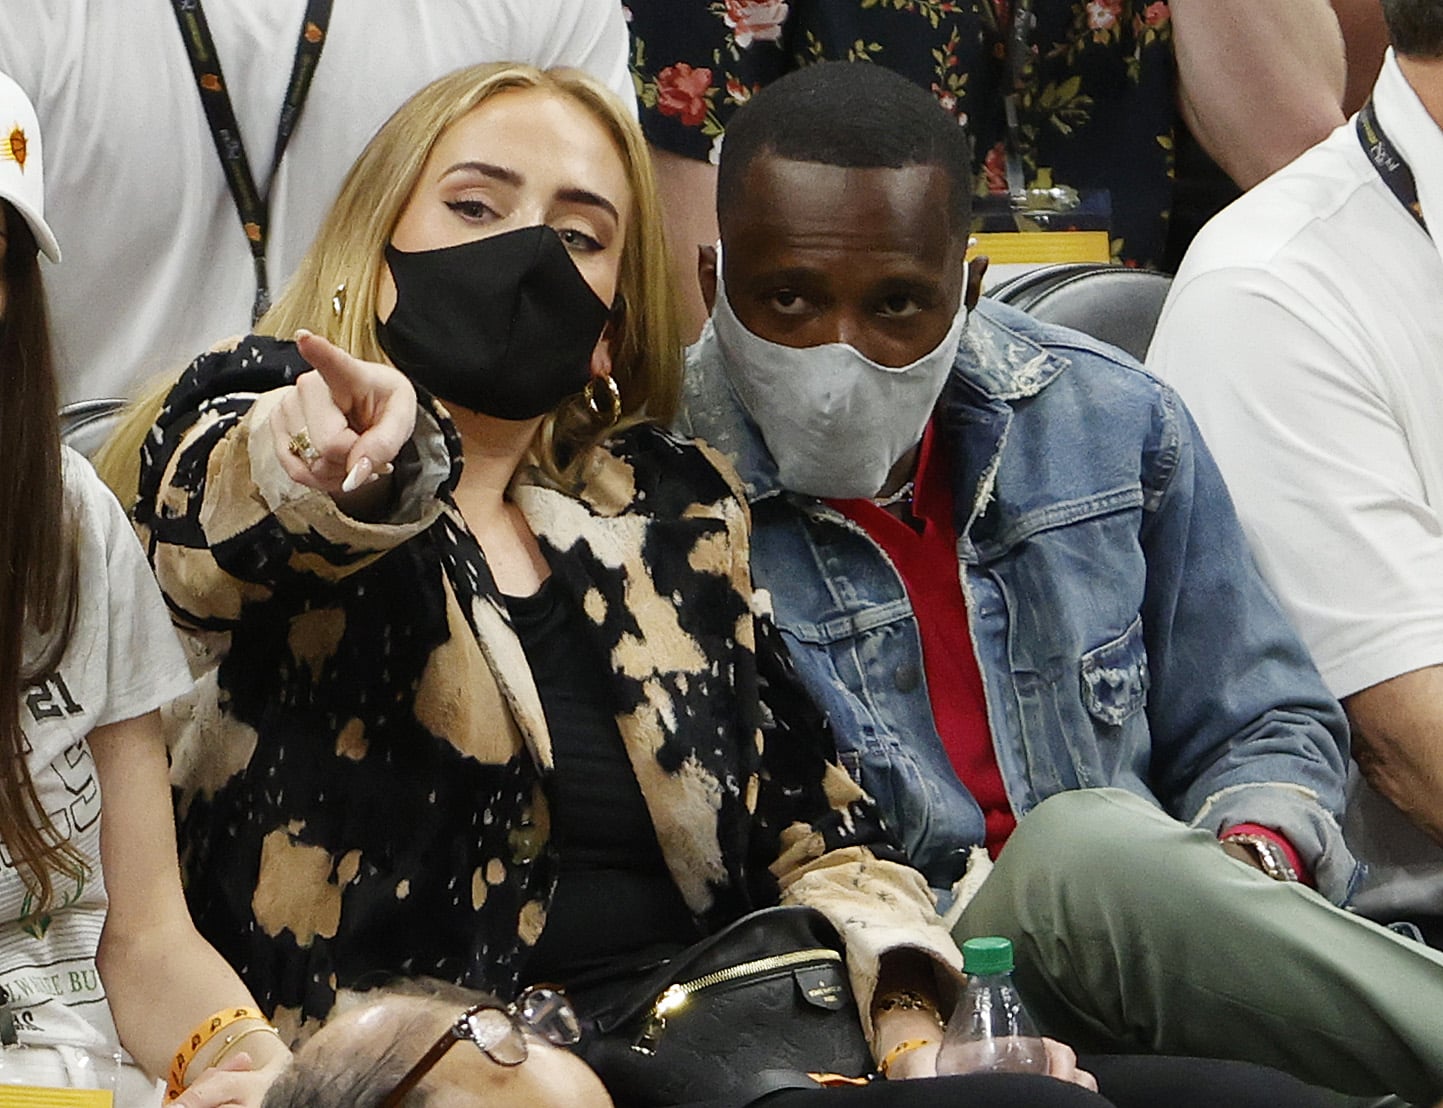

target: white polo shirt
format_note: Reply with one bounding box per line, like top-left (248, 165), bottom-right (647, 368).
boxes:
top-left (1148, 51), bottom-right (1443, 917)
top-left (0, 0), bottom-right (635, 403)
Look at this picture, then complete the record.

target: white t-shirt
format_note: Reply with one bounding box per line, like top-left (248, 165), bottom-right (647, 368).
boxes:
top-left (0, 0), bottom-right (635, 403)
top-left (1148, 52), bottom-right (1443, 917)
top-left (3, 450), bottom-right (192, 1103)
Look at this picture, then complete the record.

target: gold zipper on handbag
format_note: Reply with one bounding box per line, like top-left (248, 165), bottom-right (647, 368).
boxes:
top-left (631, 948), bottom-right (843, 1054)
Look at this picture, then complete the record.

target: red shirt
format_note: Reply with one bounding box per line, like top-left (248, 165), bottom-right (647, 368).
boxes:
top-left (830, 427), bottom-right (1311, 882)
top-left (830, 421), bottom-right (1018, 856)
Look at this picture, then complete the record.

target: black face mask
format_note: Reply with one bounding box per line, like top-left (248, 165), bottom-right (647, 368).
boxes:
top-left (376, 224), bottom-right (613, 420)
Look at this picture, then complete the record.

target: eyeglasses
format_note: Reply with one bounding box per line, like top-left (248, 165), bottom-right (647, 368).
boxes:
top-left (378, 987), bottom-right (580, 1107)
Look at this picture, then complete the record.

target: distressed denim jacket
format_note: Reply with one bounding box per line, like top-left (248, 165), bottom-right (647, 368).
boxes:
top-left (681, 300), bottom-right (1360, 905)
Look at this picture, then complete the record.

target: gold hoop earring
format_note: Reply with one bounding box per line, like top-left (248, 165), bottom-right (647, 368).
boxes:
top-left (584, 375), bottom-right (622, 427)
top-left (331, 282), bottom-right (348, 320)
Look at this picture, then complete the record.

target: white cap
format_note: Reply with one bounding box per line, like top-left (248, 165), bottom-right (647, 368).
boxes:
top-left (0, 71), bottom-right (59, 262)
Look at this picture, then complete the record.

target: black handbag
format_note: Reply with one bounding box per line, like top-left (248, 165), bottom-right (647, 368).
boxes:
top-left (578, 906), bottom-right (875, 1108)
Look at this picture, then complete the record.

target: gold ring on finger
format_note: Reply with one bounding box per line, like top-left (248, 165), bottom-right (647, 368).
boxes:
top-left (288, 428), bottom-right (322, 464)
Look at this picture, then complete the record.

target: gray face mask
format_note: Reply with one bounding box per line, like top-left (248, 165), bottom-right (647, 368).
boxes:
top-left (712, 260), bottom-right (967, 499)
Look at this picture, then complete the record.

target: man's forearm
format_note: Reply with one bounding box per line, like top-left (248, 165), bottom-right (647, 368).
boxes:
top-left (1345, 665), bottom-right (1443, 846)
top-left (1332, 0), bottom-right (1390, 114)
top-left (1172, 0), bottom-right (1347, 188)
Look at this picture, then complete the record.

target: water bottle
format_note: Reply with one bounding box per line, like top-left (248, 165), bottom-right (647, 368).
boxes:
top-left (936, 936), bottom-right (1047, 1075)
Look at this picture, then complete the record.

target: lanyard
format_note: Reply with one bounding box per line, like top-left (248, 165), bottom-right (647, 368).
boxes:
top-left (1357, 99), bottom-right (1430, 239)
top-left (994, 0), bottom-right (1036, 201)
top-left (170, 0), bottom-right (335, 321)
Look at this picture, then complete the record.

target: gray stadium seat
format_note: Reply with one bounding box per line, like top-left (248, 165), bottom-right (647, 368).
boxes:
top-left (58, 397), bottom-right (127, 459)
top-left (987, 262), bottom-right (1173, 363)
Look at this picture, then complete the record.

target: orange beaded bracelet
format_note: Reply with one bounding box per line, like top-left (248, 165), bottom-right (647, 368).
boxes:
top-left (165, 1006), bottom-right (269, 1101)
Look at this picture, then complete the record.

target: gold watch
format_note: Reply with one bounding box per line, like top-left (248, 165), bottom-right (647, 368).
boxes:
top-left (872, 989), bottom-right (941, 1021)
top-left (1221, 833), bottom-right (1299, 882)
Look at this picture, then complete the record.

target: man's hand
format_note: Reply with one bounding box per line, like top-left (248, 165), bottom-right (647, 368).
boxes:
top-left (1220, 838), bottom-right (1269, 874)
top-left (875, 1003), bottom-right (1098, 1089)
top-left (270, 329), bottom-right (417, 497)
top-left (1040, 1039), bottom-right (1099, 1090)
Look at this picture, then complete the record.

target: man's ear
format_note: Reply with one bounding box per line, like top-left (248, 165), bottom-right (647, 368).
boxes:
top-left (697, 244), bottom-right (718, 315)
top-left (964, 254), bottom-right (989, 311)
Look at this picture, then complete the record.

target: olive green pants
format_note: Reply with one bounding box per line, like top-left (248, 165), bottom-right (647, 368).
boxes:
top-left (954, 788), bottom-right (1443, 1105)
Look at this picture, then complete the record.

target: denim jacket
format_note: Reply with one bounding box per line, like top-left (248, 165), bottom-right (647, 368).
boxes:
top-left (681, 299), bottom-right (1359, 905)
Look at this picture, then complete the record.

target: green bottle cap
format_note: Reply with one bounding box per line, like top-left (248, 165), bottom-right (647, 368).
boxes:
top-left (962, 936), bottom-right (1015, 975)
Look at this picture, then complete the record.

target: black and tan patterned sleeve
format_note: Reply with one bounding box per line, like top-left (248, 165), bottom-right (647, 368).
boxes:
top-left (748, 615), bottom-right (965, 1034)
top-left (134, 334), bottom-right (456, 633)
top-left (677, 434), bottom-right (964, 1011)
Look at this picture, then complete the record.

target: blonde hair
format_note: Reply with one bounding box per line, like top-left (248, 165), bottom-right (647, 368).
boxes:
top-left (97, 62), bottom-right (682, 500)
top-left (93, 370), bottom-right (176, 509)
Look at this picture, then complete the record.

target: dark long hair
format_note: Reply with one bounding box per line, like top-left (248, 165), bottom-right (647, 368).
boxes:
top-left (0, 202), bottom-right (82, 913)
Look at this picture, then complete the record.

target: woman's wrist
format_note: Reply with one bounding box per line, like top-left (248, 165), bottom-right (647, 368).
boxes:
top-left (869, 1003), bottom-right (944, 1071)
top-left (878, 1038), bottom-right (931, 1078)
top-left (166, 1007), bottom-right (279, 1101)
top-left (871, 1009), bottom-right (944, 1081)
top-left (869, 952), bottom-right (948, 1070)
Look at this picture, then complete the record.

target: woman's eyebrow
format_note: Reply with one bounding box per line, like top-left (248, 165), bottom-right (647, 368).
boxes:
top-left (555, 187), bottom-right (619, 224)
top-left (436, 163), bottom-right (619, 223)
top-left (440, 160), bottom-right (521, 186)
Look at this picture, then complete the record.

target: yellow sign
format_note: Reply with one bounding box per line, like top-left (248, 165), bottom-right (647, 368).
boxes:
top-left (0, 1087), bottom-right (112, 1106)
top-left (970, 231), bottom-right (1112, 266)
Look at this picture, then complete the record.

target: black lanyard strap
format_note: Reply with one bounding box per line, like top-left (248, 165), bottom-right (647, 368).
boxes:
top-left (171, 0), bottom-right (335, 321)
top-left (1357, 98), bottom-right (1430, 239)
top-left (1005, 0), bottom-right (1037, 197)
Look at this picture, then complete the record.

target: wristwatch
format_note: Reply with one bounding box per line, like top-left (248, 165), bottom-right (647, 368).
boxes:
top-left (872, 989), bottom-right (942, 1022)
top-left (1221, 833), bottom-right (1299, 883)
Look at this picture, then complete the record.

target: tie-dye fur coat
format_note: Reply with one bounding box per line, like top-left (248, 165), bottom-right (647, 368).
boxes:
top-left (134, 336), bottom-right (962, 1038)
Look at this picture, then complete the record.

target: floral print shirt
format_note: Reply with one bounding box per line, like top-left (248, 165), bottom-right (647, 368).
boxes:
top-left (627, 0), bottom-right (1176, 266)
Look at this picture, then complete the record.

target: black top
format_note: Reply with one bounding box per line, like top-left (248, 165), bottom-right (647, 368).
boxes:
top-left (507, 577), bottom-right (700, 998)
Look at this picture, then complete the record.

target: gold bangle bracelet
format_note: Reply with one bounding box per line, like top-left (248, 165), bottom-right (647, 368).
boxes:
top-left (167, 1006), bottom-right (269, 1101)
top-left (209, 1024), bottom-right (282, 1068)
top-left (878, 1038), bottom-right (933, 1078)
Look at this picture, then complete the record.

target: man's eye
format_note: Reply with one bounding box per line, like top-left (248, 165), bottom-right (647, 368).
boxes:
top-left (769, 290), bottom-right (811, 315)
top-left (878, 294), bottom-right (922, 318)
top-left (557, 227), bottom-right (603, 252)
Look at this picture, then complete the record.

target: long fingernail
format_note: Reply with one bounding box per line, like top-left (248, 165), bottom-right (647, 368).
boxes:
top-left (295, 328), bottom-right (313, 341)
top-left (341, 457), bottom-right (372, 493)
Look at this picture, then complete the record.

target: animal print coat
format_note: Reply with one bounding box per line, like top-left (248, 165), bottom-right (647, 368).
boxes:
top-left (135, 335), bottom-right (962, 1038)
